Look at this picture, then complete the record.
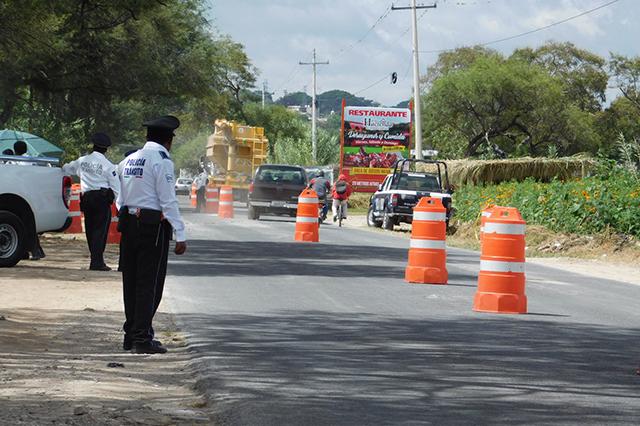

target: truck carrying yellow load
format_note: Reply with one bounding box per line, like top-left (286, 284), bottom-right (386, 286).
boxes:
top-left (205, 119), bottom-right (269, 201)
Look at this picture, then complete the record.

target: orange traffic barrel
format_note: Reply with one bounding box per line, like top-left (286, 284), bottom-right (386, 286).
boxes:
top-left (218, 185), bottom-right (234, 219)
top-left (106, 203), bottom-right (121, 244)
top-left (479, 205), bottom-right (496, 244)
top-left (205, 185), bottom-right (219, 214)
top-left (294, 188), bottom-right (319, 242)
top-left (190, 183), bottom-right (197, 207)
top-left (65, 184), bottom-right (83, 234)
top-left (405, 197), bottom-right (448, 284)
top-left (473, 206), bottom-right (527, 314)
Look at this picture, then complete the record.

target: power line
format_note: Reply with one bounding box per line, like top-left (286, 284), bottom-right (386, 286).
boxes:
top-left (368, 8), bottom-right (429, 60)
top-left (353, 53), bottom-right (413, 96)
top-left (273, 63), bottom-right (300, 96)
top-left (419, 0), bottom-right (621, 54)
top-left (333, 5), bottom-right (393, 60)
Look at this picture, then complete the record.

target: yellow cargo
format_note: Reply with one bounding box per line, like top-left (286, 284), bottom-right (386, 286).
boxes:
top-left (206, 119), bottom-right (269, 200)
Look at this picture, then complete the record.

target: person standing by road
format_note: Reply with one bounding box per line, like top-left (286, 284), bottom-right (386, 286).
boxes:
top-left (63, 133), bottom-right (120, 271)
top-left (331, 174), bottom-right (352, 222)
top-left (194, 169), bottom-right (208, 213)
top-left (117, 115), bottom-right (187, 354)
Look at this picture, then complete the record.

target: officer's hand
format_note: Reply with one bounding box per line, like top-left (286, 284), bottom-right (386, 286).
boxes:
top-left (174, 241), bottom-right (187, 255)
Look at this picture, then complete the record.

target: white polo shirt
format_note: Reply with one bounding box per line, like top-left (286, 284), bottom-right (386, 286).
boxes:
top-left (117, 141), bottom-right (186, 242)
top-left (63, 151), bottom-right (120, 198)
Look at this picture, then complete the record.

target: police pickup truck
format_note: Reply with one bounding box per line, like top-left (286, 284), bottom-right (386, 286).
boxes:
top-left (366, 159), bottom-right (453, 231)
top-left (0, 155), bottom-right (71, 267)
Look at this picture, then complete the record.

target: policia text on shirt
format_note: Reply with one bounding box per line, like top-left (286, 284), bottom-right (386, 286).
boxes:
top-left (116, 115), bottom-right (187, 355)
top-left (63, 133), bottom-right (121, 271)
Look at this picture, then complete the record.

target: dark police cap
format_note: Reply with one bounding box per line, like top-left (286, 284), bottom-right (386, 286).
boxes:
top-left (142, 115), bottom-right (180, 132)
top-left (91, 132), bottom-right (112, 148)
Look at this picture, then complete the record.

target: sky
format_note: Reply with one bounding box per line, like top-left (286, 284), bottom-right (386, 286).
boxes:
top-left (206, 0), bottom-right (639, 107)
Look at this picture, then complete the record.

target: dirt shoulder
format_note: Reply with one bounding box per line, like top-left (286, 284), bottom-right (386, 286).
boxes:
top-left (0, 235), bottom-right (209, 425)
top-left (343, 214), bottom-right (640, 286)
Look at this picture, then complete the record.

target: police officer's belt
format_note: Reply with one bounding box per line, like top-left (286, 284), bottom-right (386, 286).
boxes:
top-left (119, 206), bottom-right (163, 225)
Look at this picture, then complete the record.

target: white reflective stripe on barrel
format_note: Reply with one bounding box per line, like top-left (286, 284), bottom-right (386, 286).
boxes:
top-left (219, 201), bottom-right (233, 206)
top-left (480, 260), bottom-right (525, 273)
top-left (298, 197), bottom-right (319, 204)
top-left (69, 211), bottom-right (81, 217)
top-left (410, 239), bottom-right (446, 250)
top-left (111, 217), bottom-right (118, 222)
top-left (480, 226), bottom-right (485, 233)
top-left (206, 197), bottom-right (218, 201)
top-left (220, 190), bottom-right (233, 195)
top-left (413, 211), bottom-right (446, 222)
top-left (296, 216), bottom-right (318, 223)
top-left (206, 189), bottom-right (218, 193)
top-left (481, 211), bottom-right (492, 217)
top-left (70, 196), bottom-right (80, 201)
top-left (483, 222), bottom-right (526, 235)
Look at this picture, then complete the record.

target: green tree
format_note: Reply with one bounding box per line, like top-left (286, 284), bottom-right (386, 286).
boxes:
top-left (512, 42), bottom-right (608, 112)
top-left (0, 0), bottom-right (256, 156)
top-left (422, 46), bottom-right (502, 89)
top-left (242, 103), bottom-right (307, 155)
top-left (609, 53), bottom-right (640, 113)
top-left (423, 56), bottom-right (597, 157)
top-left (269, 128), bottom-right (339, 166)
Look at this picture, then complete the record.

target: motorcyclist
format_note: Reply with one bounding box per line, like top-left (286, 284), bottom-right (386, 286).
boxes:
top-left (309, 171), bottom-right (331, 220)
top-left (331, 174), bottom-right (352, 222)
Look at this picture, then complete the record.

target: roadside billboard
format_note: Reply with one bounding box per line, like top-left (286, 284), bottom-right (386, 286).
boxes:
top-left (339, 104), bottom-right (412, 192)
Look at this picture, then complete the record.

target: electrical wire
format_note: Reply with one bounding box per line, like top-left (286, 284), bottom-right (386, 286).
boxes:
top-left (419, 0), bottom-right (621, 54)
top-left (333, 5), bottom-right (393, 60)
top-left (353, 53), bottom-right (413, 96)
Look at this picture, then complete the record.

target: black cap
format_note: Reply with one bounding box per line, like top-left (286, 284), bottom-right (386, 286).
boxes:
top-left (142, 115), bottom-right (180, 133)
top-left (91, 132), bottom-right (112, 148)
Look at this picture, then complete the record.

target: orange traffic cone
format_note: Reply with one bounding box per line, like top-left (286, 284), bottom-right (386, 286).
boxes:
top-left (106, 203), bottom-right (121, 244)
top-left (218, 185), bottom-right (234, 219)
top-left (190, 183), bottom-right (197, 208)
top-left (294, 188), bottom-right (319, 242)
top-left (473, 206), bottom-right (527, 314)
top-left (405, 197), bottom-right (448, 284)
top-left (205, 185), bottom-right (219, 214)
top-left (65, 184), bottom-right (83, 234)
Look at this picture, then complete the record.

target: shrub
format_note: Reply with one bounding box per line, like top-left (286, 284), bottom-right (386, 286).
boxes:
top-left (454, 168), bottom-right (640, 237)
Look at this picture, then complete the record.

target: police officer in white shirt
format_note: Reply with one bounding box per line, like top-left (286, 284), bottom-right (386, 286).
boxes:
top-left (117, 115), bottom-right (186, 354)
top-left (63, 133), bottom-right (120, 271)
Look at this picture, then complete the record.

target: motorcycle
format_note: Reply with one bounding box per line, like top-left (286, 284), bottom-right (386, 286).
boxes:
top-left (318, 197), bottom-right (329, 224)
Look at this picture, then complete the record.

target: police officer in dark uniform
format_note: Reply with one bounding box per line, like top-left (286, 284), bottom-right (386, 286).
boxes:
top-left (117, 115), bottom-right (187, 354)
top-left (63, 133), bottom-right (120, 271)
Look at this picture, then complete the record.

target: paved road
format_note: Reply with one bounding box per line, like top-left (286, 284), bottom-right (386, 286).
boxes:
top-left (166, 206), bottom-right (640, 425)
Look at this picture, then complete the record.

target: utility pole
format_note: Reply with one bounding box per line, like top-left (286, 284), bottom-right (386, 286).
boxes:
top-left (261, 80), bottom-right (273, 109)
top-left (300, 49), bottom-right (329, 163)
top-left (392, 1), bottom-right (436, 159)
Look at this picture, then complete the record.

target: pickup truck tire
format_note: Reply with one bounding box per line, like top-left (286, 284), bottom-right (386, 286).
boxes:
top-left (248, 205), bottom-right (260, 220)
top-left (382, 213), bottom-right (395, 231)
top-left (367, 207), bottom-right (382, 228)
top-left (0, 211), bottom-right (26, 268)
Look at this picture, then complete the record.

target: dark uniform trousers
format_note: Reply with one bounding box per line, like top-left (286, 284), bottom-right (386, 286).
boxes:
top-left (195, 186), bottom-right (206, 212)
top-left (119, 213), bottom-right (172, 344)
top-left (81, 190), bottom-right (112, 268)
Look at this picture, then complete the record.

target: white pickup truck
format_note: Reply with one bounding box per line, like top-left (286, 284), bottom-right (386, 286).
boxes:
top-left (0, 155), bottom-right (72, 267)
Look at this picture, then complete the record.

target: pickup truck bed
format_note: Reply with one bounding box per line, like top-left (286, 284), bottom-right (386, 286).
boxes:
top-left (0, 156), bottom-right (71, 267)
